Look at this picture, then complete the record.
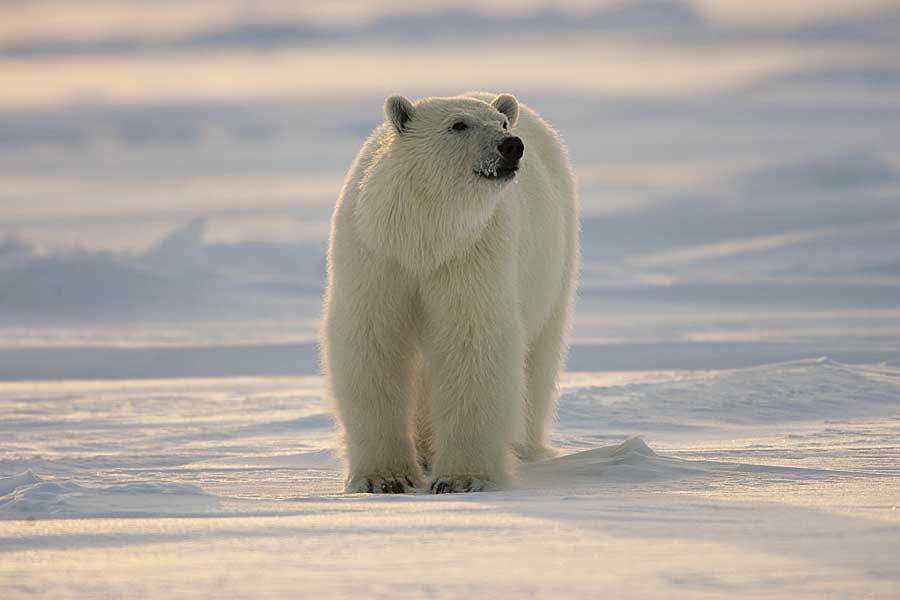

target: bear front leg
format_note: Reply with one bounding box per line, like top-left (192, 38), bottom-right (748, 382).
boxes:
top-left (323, 268), bottom-right (422, 494)
top-left (420, 256), bottom-right (526, 493)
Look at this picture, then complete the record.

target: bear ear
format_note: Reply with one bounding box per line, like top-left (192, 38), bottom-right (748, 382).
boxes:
top-left (492, 93), bottom-right (519, 128)
top-left (385, 95), bottom-right (415, 134)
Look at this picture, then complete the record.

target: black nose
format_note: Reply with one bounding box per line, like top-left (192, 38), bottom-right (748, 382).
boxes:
top-left (498, 136), bottom-right (524, 161)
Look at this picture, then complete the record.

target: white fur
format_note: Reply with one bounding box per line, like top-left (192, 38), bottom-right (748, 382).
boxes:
top-left (321, 92), bottom-right (579, 493)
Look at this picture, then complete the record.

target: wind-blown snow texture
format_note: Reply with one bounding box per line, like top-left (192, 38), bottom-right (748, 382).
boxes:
top-left (1, 360), bottom-right (898, 598)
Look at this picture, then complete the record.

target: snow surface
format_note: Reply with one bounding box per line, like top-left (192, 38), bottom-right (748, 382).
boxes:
top-left (1, 359), bottom-right (898, 598)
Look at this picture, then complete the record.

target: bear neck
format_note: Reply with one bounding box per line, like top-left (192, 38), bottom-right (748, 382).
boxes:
top-left (353, 150), bottom-right (503, 275)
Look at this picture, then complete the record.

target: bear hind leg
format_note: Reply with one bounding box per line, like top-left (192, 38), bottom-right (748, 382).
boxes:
top-left (515, 305), bottom-right (569, 462)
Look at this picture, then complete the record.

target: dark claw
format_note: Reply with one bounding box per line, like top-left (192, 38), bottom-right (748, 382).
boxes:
top-left (433, 480), bottom-right (453, 494)
top-left (353, 474), bottom-right (418, 494)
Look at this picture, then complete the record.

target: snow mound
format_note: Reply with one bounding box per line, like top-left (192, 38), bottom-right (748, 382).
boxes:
top-left (0, 472), bottom-right (217, 519)
top-left (521, 437), bottom-right (705, 487)
top-left (520, 435), bottom-right (879, 490)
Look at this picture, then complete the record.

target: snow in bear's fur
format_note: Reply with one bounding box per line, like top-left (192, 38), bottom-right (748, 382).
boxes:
top-left (322, 92), bottom-right (578, 493)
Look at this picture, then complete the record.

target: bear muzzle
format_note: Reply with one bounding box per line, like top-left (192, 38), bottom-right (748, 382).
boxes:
top-left (477, 136), bottom-right (524, 181)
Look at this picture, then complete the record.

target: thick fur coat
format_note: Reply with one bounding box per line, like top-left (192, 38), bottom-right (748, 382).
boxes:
top-left (322, 92), bottom-right (578, 493)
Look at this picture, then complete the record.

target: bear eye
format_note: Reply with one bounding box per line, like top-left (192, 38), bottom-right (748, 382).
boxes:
top-left (502, 121), bottom-right (508, 130)
top-left (451, 121), bottom-right (468, 132)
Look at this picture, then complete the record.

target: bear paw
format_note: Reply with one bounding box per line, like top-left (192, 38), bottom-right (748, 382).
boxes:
top-left (429, 476), bottom-right (495, 494)
top-left (346, 473), bottom-right (419, 494)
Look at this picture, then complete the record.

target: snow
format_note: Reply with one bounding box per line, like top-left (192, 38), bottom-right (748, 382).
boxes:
top-left (1, 360), bottom-right (898, 598)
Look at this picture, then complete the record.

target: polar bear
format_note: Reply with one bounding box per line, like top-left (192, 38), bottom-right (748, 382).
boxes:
top-left (322, 92), bottom-right (578, 493)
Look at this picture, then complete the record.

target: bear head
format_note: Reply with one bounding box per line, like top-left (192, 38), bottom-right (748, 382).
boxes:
top-left (384, 93), bottom-right (522, 183)
top-left (354, 93), bottom-right (524, 273)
